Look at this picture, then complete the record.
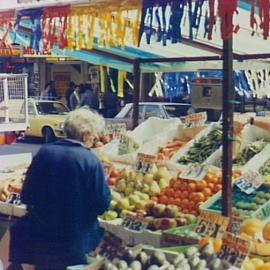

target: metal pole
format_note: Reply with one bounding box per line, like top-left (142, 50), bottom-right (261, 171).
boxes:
top-left (222, 37), bottom-right (234, 217)
top-left (133, 60), bottom-right (141, 129)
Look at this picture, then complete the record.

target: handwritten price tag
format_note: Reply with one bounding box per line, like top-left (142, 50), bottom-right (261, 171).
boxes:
top-left (106, 122), bottom-right (127, 135)
top-left (228, 215), bottom-right (244, 235)
top-left (185, 112), bottom-right (207, 127)
top-left (218, 232), bottom-right (251, 268)
top-left (180, 163), bottom-right (209, 181)
top-left (135, 153), bottom-right (157, 174)
top-left (122, 215), bottom-right (148, 232)
top-left (195, 211), bottom-right (230, 238)
top-left (235, 171), bottom-right (263, 194)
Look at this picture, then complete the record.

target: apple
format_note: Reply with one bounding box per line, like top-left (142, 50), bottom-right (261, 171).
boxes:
top-left (152, 204), bottom-right (166, 218)
top-left (163, 205), bottom-right (179, 218)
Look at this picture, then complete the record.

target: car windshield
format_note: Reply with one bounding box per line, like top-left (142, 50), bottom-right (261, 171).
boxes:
top-left (36, 102), bottom-right (69, 115)
top-left (163, 104), bottom-right (190, 117)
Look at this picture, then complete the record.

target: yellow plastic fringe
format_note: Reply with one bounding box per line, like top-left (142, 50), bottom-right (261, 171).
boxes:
top-left (67, 0), bottom-right (142, 50)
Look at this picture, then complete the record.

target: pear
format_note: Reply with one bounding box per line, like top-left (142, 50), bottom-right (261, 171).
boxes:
top-left (118, 198), bottom-right (131, 210)
top-left (135, 200), bottom-right (147, 210)
top-left (144, 173), bottom-right (154, 185)
top-left (111, 190), bottom-right (122, 201)
top-left (159, 178), bottom-right (169, 190)
top-left (116, 179), bottom-right (126, 193)
top-left (142, 183), bottom-right (150, 193)
top-left (128, 194), bottom-right (141, 204)
top-left (124, 187), bottom-right (134, 196)
top-left (139, 193), bottom-right (150, 201)
top-left (154, 167), bottom-right (172, 181)
top-left (149, 181), bottom-right (161, 196)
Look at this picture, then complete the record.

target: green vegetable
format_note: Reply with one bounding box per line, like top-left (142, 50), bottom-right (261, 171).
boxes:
top-left (235, 140), bottom-right (267, 166)
top-left (259, 159), bottom-right (270, 176)
top-left (178, 127), bottom-right (223, 164)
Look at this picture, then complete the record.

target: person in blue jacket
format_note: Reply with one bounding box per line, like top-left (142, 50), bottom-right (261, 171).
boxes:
top-left (8, 107), bottom-right (111, 270)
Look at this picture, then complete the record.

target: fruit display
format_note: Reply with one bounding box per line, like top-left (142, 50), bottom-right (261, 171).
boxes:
top-left (157, 139), bottom-right (187, 162)
top-left (0, 174), bottom-right (25, 202)
top-left (178, 127), bottom-right (222, 165)
top-left (234, 140), bottom-right (267, 166)
top-left (143, 202), bottom-right (197, 231)
top-left (93, 134), bottom-right (115, 148)
top-left (259, 159), bottom-right (270, 183)
top-left (101, 243), bottom-right (230, 270)
top-left (243, 258), bottom-right (270, 270)
top-left (107, 167), bottom-right (122, 186)
top-left (156, 169), bottom-right (237, 216)
top-left (204, 185), bottom-right (270, 218)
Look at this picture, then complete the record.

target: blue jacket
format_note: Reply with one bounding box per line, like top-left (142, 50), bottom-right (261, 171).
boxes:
top-left (9, 139), bottom-right (111, 267)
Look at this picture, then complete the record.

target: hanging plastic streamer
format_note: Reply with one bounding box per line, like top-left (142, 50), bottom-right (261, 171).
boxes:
top-left (257, 0), bottom-right (270, 39)
top-left (42, 5), bottom-right (70, 51)
top-left (16, 8), bottom-right (43, 51)
top-left (192, 0), bottom-right (206, 39)
top-left (68, 1), bottom-right (142, 50)
top-left (0, 10), bottom-right (16, 53)
top-left (149, 72), bottom-right (164, 97)
top-left (218, 0), bottom-right (239, 40)
top-left (141, 0), bottom-right (188, 45)
top-left (250, 0), bottom-right (258, 36)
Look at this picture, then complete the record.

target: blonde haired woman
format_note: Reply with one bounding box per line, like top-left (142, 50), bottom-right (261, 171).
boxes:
top-left (8, 108), bottom-right (111, 270)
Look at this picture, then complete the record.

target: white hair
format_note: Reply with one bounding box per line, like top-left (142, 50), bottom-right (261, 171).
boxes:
top-left (64, 107), bottom-right (105, 142)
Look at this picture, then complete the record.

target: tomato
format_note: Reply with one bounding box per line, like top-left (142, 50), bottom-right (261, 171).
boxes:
top-left (202, 187), bottom-right (212, 197)
top-left (196, 180), bottom-right (207, 191)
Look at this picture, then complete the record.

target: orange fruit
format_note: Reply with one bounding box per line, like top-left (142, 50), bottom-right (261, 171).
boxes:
top-left (202, 188), bottom-right (212, 197)
top-left (205, 172), bottom-right (214, 182)
top-left (207, 183), bottom-right (215, 191)
top-left (165, 188), bottom-right (174, 197)
top-left (263, 222), bottom-right (270, 241)
top-left (175, 190), bottom-right (182, 199)
top-left (188, 182), bottom-right (197, 192)
top-left (195, 192), bottom-right (206, 202)
top-left (196, 180), bottom-right (207, 191)
top-left (213, 184), bottom-right (222, 193)
top-left (199, 237), bottom-right (213, 248)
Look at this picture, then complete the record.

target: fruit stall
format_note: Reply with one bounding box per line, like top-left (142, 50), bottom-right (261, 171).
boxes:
top-left (1, 117), bottom-right (270, 270)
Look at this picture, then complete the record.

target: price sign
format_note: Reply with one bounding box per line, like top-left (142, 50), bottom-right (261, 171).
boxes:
top-left (228, 215), bottom-right (244, 235)
top-left (135, 153), bottom-right (157, 174)
top-left (195, 211), bottom-right (230, 238)
top-left (185, 112), bottom-right (207, 127)
top-left (235, 171), bottom-right (263, 194)
top-left (218, 232), bottom-right (251, 268)
top-left (106, 122), bottom-right (127, 136)
top-left (180, 163), bottom-right (209, 181)
top-left (122, 214), bottom-right (148, 232)
top-left (7, 193), bottom-right (21, 205)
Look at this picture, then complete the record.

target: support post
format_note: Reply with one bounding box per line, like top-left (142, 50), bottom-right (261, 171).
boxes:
top-left (133, 60), bottom-right (141, 129)
top-left (222, 38), bottom-right (234, 217)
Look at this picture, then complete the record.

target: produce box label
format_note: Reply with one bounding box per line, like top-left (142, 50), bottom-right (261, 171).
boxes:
top-left (228, 215), bottom-right (244, 235)
top-left (122, 214), bottom-right (148, 233)
top-left (218, 232), bottom-right (250, 268)
top-left (94, 232), bottom-right (126, 260)
top-left (180, 163), bottom-right (209, 181)
top-left (235, 171), bottom-right (263, 194)
top-left (7, 193), bottom-right (21, 205)
top-left (135, 153), bottom-right (157, 174)
top-left (255, 200), bottom-right (270, 220)
top-left (195, 211), bottom-right (230, 238)
top-left (184, 112), bottom-right (207, 127)
top-left (106, 122), bottom-right (127, 136)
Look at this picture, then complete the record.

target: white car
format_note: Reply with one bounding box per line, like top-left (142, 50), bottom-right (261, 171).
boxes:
top-left (112, 102), bottom-right (191, 129)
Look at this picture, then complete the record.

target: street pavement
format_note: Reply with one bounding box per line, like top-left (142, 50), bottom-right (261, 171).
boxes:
top-left (0, 138), bottom-right (42, 157)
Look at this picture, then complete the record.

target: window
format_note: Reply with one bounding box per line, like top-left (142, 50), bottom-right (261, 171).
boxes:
top-left (163, 104), bottom-right (190, 117)
top-left (145, 105), bottom-right (164, 119)
top-left (36, 102), bottom-right (69, 115)
top-left (126, 105), bottom-right (144, 120)
top-left (28, 104), bottom-right (35, 115)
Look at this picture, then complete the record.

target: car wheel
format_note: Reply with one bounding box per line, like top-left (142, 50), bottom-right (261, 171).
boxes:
top-left (43, 127), bottom-right (56, 143)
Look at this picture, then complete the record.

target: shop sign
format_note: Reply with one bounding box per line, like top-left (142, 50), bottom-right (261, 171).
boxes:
top-left (235, 170), bottom-right (263, 194)
top-left (195, 211), bottom-right (230, 238)
top-left (135, 153), bottom-right (157, 174)
top-left (122, 214), bottom-right (148, 233)
top-left (21, 48), bottom-right (63, 58)
top-left (218, 232), bottom-right (251, 269)
top-left (180, 163), bottom-right (209, 181)
top-left (184, 112), bottom-right (207, 127)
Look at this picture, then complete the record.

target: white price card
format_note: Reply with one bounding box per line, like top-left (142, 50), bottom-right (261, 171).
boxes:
top-left (135, 153), bottom-right (157, 174)
top-left (106, 122), bottom-right (127, 135)
top-left (180, 163), bottom-right (209, 181)
top-left (218, 232), bottom-right (251, 269)
top-left (185, 112), bottom-right (207, 127)
top-left (195, 211), bottom-right (230, 238)
top-left (122, 215), bottom-right (148, 233)
top-left (228, 215), bottom-right (244, 236)
top-left (235, 171), bottom-right (263, 194)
